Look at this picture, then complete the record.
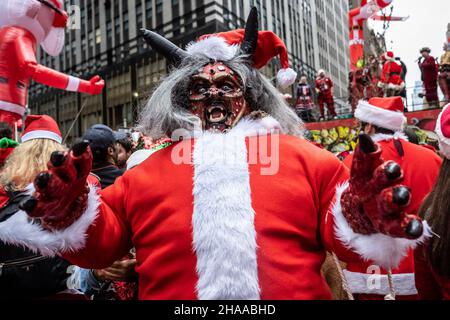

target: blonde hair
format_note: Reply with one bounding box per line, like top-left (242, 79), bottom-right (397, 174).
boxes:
top-left (0, 139), bottom-right (65, 191)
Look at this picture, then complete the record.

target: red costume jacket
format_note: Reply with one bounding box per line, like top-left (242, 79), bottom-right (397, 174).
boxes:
top-left (380, 61), bottom-right (404, 88)
top-left (315, 77), bottom-right (333, 96)
top-left (420, 56), bottom-right (439, 84)
top-left (0, 119), bottom-right (429, 300)
top-left (343, 134), bottom-right (441, 299)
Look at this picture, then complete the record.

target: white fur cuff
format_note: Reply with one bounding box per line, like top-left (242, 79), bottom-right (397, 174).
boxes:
top-left (0, 185), bottom-right (100, 257)
top-left (332, 182), bottom-right (432, 269)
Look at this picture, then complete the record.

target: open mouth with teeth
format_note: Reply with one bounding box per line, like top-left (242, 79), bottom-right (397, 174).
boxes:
top-left (206, 102), bottom-right (229, 123)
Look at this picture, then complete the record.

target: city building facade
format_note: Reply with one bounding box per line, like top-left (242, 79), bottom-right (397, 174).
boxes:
top-left (29, 0), bottom-right (351, 140)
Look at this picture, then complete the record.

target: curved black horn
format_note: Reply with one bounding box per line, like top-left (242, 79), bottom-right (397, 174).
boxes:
top-left (140, 28), bottom-right (188, 66)
top-left (240, 7), bottom-right (259, 57)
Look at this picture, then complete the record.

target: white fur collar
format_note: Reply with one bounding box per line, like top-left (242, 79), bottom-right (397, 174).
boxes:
top-left (371, 132), bottom-right (408, 143)
top-left (171, 115), bottom-right (282, 141)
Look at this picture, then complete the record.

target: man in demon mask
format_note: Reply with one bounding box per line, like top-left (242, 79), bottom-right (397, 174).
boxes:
top-left (0, 8), bottom-right (429, 300)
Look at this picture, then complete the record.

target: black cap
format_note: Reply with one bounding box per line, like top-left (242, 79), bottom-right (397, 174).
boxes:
top-left (82, 125), bottom-right (116, 152)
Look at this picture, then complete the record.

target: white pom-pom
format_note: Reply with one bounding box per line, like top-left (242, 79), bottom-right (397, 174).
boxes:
top-left (277, 68), bottom-right (297, 88)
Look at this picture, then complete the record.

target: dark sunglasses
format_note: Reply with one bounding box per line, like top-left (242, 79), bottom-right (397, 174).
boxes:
top-left (36, 0), bottom-right (65, 16)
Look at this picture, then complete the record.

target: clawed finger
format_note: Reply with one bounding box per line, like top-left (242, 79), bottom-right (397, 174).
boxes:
top-left (358, 134), bottom-right (377, 154)
top-left (19, 196), bottom-right (38, 216)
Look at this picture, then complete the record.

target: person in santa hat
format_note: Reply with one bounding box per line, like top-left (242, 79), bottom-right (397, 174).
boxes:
top-left (295, 75), bottom-right (315, 122)
top-left (0, 115), bottom-right (88, 299)
top-left (379, 51), bottom-right (405, 97)
top-left (418, 47), bottom-right (439, 107)
top-left (0, 0), bottom-right (105, 129)
top-left (0, 8), bottom-right (429, 300)
top-left (315, 69), bottom-right (337, 121)
top-left (342, 97), bottom-right (442, 300)
top-left (415, 103), bottom-right (450, 300)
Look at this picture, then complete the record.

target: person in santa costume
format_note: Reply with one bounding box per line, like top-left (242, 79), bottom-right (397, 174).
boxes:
top-left (0, 115), bottom-right (88, 299)
top-left (315, 69), bottom-right (337, 121)
top-left (0, 8), bottom-right (429, 300)
top-left (379, 51), bottom-right (405, 97)
top-left (415, 103), bottom-right (450, 300)
top-left (295, 75), bottom-right (315, 122)
top-left (418, 47), bottom-right (439, 107)
top-left (343, 97), bottom-right (442, 300)
top-left (0, 0), bottom-right (105, 129)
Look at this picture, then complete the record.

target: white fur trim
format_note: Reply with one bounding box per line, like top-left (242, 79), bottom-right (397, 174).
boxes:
top-left (349, 39), bottom-right (365, 45)
top-left (192, 129), bottom-right (260, 300)
top-left (387, 82), bottom-right (406, 91)
top-left (371, 132), bottom-right (408, 143)
top-left (126, 149), bottom-right (154, 170)
top-left (41, 26), bottom-right (65, 56)
top-left (0, 100), bottom-right (25, 116)
top-left (332, 182), bottom-right (432, 269)
top-left (21, 130), bottom-right (62, 144)
top-left (343, 270), bottom-right (417, 295)
top-left (384, 53), bottom-right (395, 61)
top-left (0, 185), bottom-right (100, 256)
top-left (186, 36), bottom-right (239, 61)
top-left (66, 76), bottom-right (80, 92)
top-left (10, 17), bottom-right (45, 43)
top-left (435, 103), bottom-right (450, 159)
top-left (233, 115), bottom-right (282, 137)
top-left (355, 100), bottom-right (406, 132)
top-left (277, 68), bottom-right (297, 88)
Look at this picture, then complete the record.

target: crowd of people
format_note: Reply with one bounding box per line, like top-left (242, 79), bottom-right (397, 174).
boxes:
top-left (1, 4), bottom-right (450, 302)
top-left (292, 40), bottom-right (450, 123)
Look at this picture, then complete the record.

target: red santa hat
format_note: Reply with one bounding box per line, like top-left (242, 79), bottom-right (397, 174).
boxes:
top-left (435, 103), bottom-right (450, 159)
top-left (354, 97), bottom-right (407, 132)
top-left (383, 51), bottom-right (395, 61)
top-left (185, 29), bottom-right (297, 88)
top-left (21, 115), bottom-right (62, 144)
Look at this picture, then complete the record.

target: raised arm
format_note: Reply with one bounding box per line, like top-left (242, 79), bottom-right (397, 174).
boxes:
top-left (322, 134), bottom-right (430, 270)
top-left (16, 35), bottom-right (104, 95)
top-left (14, 142), bottom-right (131, 269)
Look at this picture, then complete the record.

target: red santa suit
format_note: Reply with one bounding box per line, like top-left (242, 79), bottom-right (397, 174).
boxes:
top-left (315, 75), bottom-right (337, 118)
top-left (0, 0), bottom-right (104, 128)
top-left (419, 55), bottom-right (439, 105)
top-left (379, 52), bottom-right (405, 95)
top-left (0, 116), bottom-right (430, 300)
top-left (343, 97), bottom-right (442, 299)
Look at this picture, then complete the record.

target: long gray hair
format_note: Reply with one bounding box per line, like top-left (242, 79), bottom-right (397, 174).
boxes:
top-left (137, 54), bottom-right (304, 139)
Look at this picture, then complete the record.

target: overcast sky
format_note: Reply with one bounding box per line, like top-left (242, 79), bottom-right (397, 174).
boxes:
top-left (367, 0), bottom-right (449, 104)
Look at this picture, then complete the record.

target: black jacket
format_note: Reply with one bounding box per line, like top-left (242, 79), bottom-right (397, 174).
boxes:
top-left (91, 162), bottom-right (125, 189)
top-left (0, 190), bottom-right (71, 299)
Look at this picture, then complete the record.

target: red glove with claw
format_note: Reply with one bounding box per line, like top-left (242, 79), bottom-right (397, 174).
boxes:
top-left (341, 134), bottom-right (423, 239)
top-left (19, 141), bottom-right (93, 231)
top-left (78, 75), bottom-right (105, 95)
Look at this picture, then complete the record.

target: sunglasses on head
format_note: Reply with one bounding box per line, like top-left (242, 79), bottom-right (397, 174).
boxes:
top-left (36, 0), bottom-right (64, 16)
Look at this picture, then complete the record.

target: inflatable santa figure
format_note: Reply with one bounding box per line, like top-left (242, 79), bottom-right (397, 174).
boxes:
top-left (0, 0), bottom-right (105, 129)
top-left (0, 8), bottom-right (430, 300)
top-left (349, 0), bottom-right (393, 71)
top-left (379, 51), bottom-right (405, 97)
